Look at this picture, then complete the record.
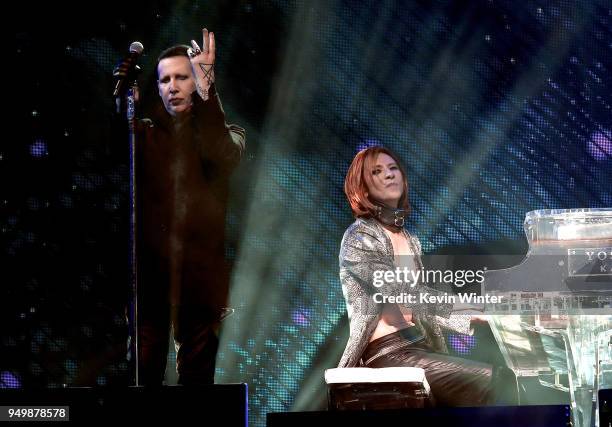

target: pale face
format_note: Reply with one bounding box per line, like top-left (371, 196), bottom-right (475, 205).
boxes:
top-left (367, 153), bottom-right (404, 208)
top-left (157, 56), bottom-right (196, 117)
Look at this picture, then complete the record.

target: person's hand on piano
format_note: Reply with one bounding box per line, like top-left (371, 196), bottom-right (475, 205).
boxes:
top-left (470, 314), bottom-right (491, 325)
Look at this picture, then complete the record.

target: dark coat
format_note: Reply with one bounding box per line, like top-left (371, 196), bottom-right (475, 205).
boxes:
top-left (136, 84), bottom-right (245, 317)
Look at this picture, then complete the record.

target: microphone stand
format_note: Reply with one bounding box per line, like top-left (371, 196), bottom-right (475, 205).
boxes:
top-left (126, 84), bottom-right (139, 387)
top-left (115, 78), bottom-right (140, 386)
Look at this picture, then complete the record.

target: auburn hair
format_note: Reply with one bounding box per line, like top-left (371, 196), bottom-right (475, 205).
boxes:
top-left (344, 146), bottom-right (410, 218)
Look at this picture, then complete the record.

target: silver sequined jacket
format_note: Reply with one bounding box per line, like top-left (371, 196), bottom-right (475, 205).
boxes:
top-left (338, 217), bottom-right (472, 368)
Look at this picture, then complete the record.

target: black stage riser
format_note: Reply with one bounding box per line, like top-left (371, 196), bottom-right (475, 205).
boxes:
top-left (1, 384), bottom-right (247, 425)
top-left (268, 405), bottom-right (571, 427)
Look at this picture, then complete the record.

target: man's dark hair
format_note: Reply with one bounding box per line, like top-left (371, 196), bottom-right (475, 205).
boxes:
top-left (157, 44), bottom-right (190, 62)
top-left (156, 45), bottom-right (190, 77)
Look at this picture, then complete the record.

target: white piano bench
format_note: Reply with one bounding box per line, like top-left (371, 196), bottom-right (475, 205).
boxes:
top-left (325, 367), bottom-right (432, 410)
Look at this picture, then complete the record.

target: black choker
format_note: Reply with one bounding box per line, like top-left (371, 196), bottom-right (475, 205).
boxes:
top-left (373, 202), bottom-right (407, 229)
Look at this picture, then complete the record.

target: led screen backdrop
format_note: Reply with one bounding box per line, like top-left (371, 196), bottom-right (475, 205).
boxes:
top-left (7, 1), bottom-right (611, 426)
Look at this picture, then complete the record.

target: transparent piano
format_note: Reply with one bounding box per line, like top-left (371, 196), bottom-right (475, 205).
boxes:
top-left (482, 208), bottom-right (612, 427)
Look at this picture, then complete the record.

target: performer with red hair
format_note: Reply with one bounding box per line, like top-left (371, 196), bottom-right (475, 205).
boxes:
top-left (338, 146), bottom-right (517, 406)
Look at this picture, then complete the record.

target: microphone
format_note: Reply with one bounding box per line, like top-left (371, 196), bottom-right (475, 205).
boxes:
top-left (113, 41), bottom-right (144, 97)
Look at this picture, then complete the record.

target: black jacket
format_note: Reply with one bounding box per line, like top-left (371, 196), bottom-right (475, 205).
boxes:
top-left (136, 84), bottom-right (245, 314)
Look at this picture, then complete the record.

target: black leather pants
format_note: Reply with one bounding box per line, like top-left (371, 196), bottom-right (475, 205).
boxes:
top-left (138, 303), bottom-right (219, 386)
top-left (363, 328), bottom-right (518, 407)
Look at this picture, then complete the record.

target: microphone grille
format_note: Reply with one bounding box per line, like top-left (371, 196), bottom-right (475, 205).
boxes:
top-left (129, 41), bottom-right (144, 54)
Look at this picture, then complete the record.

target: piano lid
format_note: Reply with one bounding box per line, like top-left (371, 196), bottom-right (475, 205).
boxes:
top-left (482, 208), bottom-right (612, 312)
top-left (524, 208), bottom-right (612, 242)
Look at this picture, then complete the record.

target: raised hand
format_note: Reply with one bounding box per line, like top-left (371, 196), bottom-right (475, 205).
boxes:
top-left (187, 28), bottom-right (216, 101)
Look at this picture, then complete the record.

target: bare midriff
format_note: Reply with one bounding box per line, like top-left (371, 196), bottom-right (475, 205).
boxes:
top-left (370, 226), bottom-right (415, 342)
